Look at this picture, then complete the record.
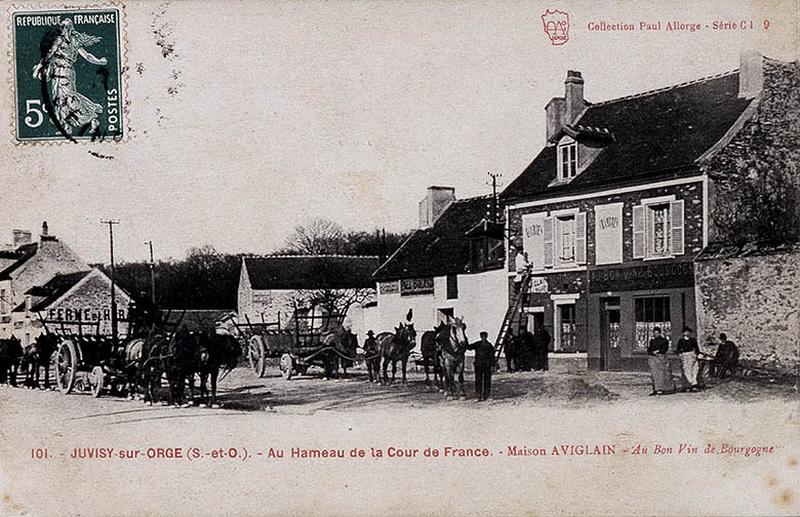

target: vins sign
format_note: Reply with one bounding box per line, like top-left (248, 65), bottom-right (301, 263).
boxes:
top-left (400, 278), bottom-right (434, 296)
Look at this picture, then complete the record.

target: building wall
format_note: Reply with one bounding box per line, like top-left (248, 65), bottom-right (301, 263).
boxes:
top-left (11, 271), bottom-right (131, 344)
top-left (374, 269), bottom-right (507, 347)
top-left (9, 239), bottom-right (89, 309)
top-left (695, 249), bottom-right (800, 372)
top-left (506, 179), bottom-right (705, 369)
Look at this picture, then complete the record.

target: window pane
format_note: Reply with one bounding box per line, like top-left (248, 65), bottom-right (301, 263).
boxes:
top-left (634, 296), bottom-right (671, 350)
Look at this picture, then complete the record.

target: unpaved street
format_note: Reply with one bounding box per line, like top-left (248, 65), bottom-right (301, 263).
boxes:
top-left (2, 358), bottom-right (799, 516)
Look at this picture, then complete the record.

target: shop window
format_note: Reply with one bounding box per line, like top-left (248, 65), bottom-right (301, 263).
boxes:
top-left (634, 296), bottom-right (671, 351)
top-left (446, 274), bottom-right (458, 300)
top-left (558, 304), bottom-right (577, 352)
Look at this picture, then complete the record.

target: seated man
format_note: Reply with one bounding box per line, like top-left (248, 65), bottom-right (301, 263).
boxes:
top-left (714, 333), bottom-right (739, 378)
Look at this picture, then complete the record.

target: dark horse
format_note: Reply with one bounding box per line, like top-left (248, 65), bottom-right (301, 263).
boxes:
top-left (375, 322), bottom-right (417, 385)
top-left (195, 330), bottom-right (239, 407)
top-left (165, 326), bottom-right (197, 406)
top-left (437, 318), bottom-right (469, 398)
top-left (0, 336), bottom-right (23, 386)
top-left (420, 323), bottom-right (444, 388)
top-left (125, 334), bottom-right (169, 404)
top-left (22, 334), bottom-right (59, 389)
top-left (320, 327), bottom-right (358, 379)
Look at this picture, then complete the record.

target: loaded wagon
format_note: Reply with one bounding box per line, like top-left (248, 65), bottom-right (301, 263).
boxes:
top-left (234, 307), bottom-right (352, 380)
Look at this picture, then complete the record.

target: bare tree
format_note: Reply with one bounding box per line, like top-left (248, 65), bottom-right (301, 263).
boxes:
top-left (284, 218), bottom-right (346, 255)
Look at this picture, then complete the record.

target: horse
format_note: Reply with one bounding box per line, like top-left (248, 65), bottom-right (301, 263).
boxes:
top-left (437, 318), bottom-right (469, 398)
top-left (195, 329), bottom-right (239, 407)
top-left (375, 322), bottom-right (417, 385)
top-left (420, 323), bottom-right (444, 388)
top-left (0, 336), bottom-right (23, 386)
top-left (22, 334), bottom-right (59, 389)
top-left (125, 334), bottom-right (169, 404)
top-left (362, 332), bottom-right (381, 383)
top-left (165, 326), bottom-right (199, 406)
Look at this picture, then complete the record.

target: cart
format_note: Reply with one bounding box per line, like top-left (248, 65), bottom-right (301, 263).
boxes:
top-left (234, 307), bottom-right (351, 380)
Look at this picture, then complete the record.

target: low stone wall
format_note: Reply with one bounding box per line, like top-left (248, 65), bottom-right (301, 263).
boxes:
top-left (694, 245), bottom-right (800, 373)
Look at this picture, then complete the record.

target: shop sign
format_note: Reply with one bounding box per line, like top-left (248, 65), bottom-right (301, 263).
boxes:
top-left (530, 277), bottom-right (549, 293)
top-left (400, 277), bottom-right (434, 296)
top-left (379, 281), bottom-right (399, 295)
top-left (46, 306), bottom-right (127, 323)
top-left (589, 262), bottom-right (694, 292)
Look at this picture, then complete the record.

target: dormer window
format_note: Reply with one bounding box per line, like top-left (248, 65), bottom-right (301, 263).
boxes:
top-left (558, 137), bottom-right (578, 180)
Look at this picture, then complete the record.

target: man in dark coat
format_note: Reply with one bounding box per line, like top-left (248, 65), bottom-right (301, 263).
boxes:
top-left (517, 326), bottom-right (535, 372)
top-left (467, 331), bottom-right (495, 401)
top-left (362, 330), bottom-right (380, 383)
top-left (714, 332), bottom-right (740, 378)
top-left (533, 326), bottom-right (551, 371)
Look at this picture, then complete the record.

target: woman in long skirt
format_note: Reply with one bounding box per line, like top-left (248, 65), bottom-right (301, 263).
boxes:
top-left (647, 327), bottom-right (675, 395)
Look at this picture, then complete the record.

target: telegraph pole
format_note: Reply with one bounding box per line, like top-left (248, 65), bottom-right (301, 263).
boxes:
top-left (101, 220), bottom-right (120, 345)
top-left (486, 172), bottom-right (503, 223)
top-left (146, 240), bottom-right (156, 304)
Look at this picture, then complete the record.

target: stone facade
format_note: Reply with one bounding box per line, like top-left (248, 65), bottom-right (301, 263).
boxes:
top-left (694, 246), bottom-right (800, 373)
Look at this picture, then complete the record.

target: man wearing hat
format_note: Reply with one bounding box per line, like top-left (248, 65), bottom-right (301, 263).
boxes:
top-left (675, 326), bottom-right (701, 392)
top-left (363, 330), bottom-right (380, 383)
top-left (467, 331), bottom-right (495, 401)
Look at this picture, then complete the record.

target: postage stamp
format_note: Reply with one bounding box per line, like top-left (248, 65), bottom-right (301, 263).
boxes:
top-left (10, 6), bottom-right (125, 142)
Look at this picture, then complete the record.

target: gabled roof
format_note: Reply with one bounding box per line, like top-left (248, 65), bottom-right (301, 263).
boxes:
top-left (15, 270), bottom-right (91, 312)
top-left (502, 68), bottom-right (755, 202)
top-left (373, 195), bottom-right (499, 281)
top-left (0, 242), bottom-right (39, 280)
top-left (243, 255), bottom-right (380, 290)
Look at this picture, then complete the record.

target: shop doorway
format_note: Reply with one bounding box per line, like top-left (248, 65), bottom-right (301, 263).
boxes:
top-left (601, 297), bottom-right (621, 371)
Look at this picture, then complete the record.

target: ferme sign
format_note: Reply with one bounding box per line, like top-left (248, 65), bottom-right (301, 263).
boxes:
top-left (45, 306), bottom-right (126, 322)
top-left (400, 277), bottom-right (434, 296)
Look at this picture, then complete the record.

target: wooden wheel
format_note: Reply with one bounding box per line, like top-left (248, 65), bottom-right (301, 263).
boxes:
top-left (280, 353), bottom-right (293, 380)
top-left (56, 340), bottom-right (77, 394)
top-left (89, 366), bottom-right (105, 398)
top-left (248, 336), bottom-right (267, 378)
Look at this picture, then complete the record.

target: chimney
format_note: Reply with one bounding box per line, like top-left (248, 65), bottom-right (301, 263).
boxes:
top-left (12, 229), bottom-right (32, 248)
top-left (545, 70), bottom-right (585, 142)
top-left (41, 221), bottom-right (48, 237)
top-left (418, 186), bottom-right (455, 229)
top-left (738, 50), bottom-right (763, 99)
top-left (565, 70), bottom-right (585, 124)
top-left (39, 221), bottom-right (56, 242)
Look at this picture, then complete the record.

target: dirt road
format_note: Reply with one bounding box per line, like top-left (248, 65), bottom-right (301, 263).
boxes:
top-left (1, 359), bottom-right (799, 516)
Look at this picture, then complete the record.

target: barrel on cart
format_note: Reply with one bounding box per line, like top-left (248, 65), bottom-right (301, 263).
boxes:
top-left (234, 307), bottom-right (350, 380)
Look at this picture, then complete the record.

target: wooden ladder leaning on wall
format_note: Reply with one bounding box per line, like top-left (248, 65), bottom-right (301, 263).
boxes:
top-left (493, 267), bottom-right (532, 367)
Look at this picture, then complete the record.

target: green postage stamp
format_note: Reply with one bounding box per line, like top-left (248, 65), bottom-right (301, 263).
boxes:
top-left (10, 6), bottom-right (125, 142)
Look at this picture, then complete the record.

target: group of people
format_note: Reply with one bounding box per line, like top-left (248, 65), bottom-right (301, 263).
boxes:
top-left (648, 327), bottom-right (740, 396)
top-left (503, 325), bottom-right (550, 373)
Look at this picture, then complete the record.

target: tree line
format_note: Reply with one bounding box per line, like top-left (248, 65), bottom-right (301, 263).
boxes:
top-left (101, 220), bottom-right (411, 310)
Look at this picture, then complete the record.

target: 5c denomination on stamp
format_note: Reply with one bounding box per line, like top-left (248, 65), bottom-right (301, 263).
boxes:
top-left (10, 5), bottom-right (125, 142)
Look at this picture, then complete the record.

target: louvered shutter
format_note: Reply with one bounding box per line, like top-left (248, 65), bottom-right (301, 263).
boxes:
top-left (575, 212), bottom-right (587, 264)
top-left (543, 216), bottom-right (554, 268)
top-left (671, 200), bottom-right (685, 255)
top-left (633, 205), bottom-right (646, 259)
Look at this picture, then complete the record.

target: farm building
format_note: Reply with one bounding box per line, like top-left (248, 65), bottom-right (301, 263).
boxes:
top-left (370, 187), bottom-right (508, 343)
top-left (501, 51), bottom-right (798, 372)
top-left (237, 255), bottom-right (380, 339)
top-left (0, 223), bottom-right (93, 342)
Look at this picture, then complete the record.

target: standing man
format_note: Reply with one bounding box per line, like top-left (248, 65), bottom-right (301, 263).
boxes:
top-left (647, 327), bottom-right (674, 395)
top-left (514, 250), bottom-right (530, 296)
top-left (363, 330), bottom-right (379, 383)
top-left (503, 330), bottom-right (517, 373)
top-left (533, 325), bottom-right (551, 371)
top-left (468, 331), bottom-right (495, 401)
top-left (676, 326), bottom-right (701, 392)
top-left (517, 323), bottom-right (535, 372)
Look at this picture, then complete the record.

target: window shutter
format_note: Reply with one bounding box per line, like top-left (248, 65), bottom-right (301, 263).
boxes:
top-left (543, 216), bottom-right (554, 268)
top-left (633, 205), bottom-right (646, 259)
top-left (671, 200), bottom-right (685, 255)
top-left (575, 212), bottom-right (587, 264)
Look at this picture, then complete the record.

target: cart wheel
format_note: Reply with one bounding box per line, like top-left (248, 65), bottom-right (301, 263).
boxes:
top-left (56, 340), bottom-right (77, 394)
top-left (280, 353), bottom-right (293, 380)
top-left (248, 336), bottom-right (267, 378)
top-left (89, 366), bottom-right (105, 398)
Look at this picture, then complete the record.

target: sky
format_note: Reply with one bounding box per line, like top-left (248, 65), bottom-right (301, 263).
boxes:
top-left (1, 0), bottom-right (797, 264)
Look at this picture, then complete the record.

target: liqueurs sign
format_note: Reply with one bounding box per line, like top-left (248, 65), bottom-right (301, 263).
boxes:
top-left (541, 9), bottom-right (570, 46)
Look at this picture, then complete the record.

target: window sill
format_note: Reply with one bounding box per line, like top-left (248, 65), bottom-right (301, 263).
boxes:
top-left (641, 255), bottom-right (676, 262)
